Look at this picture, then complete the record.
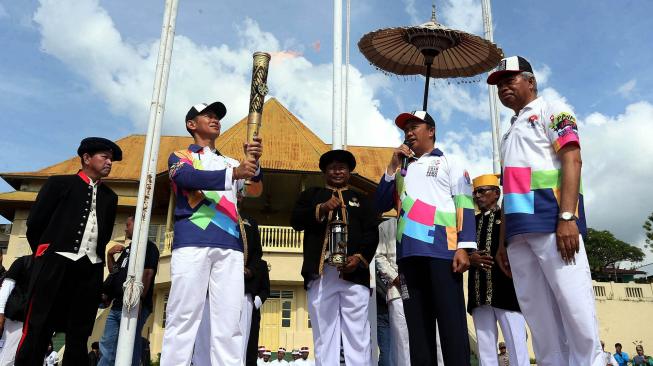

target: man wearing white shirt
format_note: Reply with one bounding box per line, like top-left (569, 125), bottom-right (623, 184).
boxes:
top-left (43, 341), bottom-right (59, 366)
top-left (270, 348), bottom-right (289, 365)
top-left (490, 56), bottom-right (602, 366)
top-left (601, 341), bottom-right (618, 366)
top-left (259, 350), bottom-right (272, 365)
top-left (290, 350), bottom-right (300, 364)
top-left (256, 346), bottom-right (267, 365)
top-left (294, 347), bottom-right (315, 366)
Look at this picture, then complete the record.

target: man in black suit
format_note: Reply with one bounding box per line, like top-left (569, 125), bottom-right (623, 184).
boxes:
top-left (291, 150), bottom-right (379, 365)
top-left (244, 249), bottom-right (270, 366)
top-left (16, 137), bottom-right (122, 366)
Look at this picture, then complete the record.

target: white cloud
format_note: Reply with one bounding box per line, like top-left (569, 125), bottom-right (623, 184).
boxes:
top-left (617, 78), bottom-right (637, 98)
top-left (0, 3), bottom-right (8, 19)
top-left (439, 0), bottom-right (483, 35)
top-left (402, 0), bottom-right (483, 34)
top-left (439, 129), bottom-right (494, 178)
top-left (533, 64), bottom-right (551, 86)
top-left (401, 0), bottom-right (421, 25)
top-left (580, 101), bottom-right (653, 246)
top-left (32, 0), bottom-right (401, 147)
top-left (428, 80), bottom-right (490, 123)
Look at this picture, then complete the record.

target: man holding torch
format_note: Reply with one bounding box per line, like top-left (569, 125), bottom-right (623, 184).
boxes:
top-left (160, 100), bottom-right (262, 366)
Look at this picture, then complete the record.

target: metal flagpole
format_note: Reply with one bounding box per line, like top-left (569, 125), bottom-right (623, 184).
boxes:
top-left (481, 0), bottom-right (502, 174)
top-left (114, 0), bottom-right (179, 364)
top-left (332, 0), bottom-right (343, 150)
top-left (342, 0), bottom-right (350, 150)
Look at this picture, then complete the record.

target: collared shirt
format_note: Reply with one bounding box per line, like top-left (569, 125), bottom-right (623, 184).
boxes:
top-left (168, 144), bottom-right (261, 251)
top-left (614, 351), bottom-right (630, 366)
top-left (500, 97), bottom-right (587, 239)
top-left (375, 148), bottom-right (476, 261)
top-left (294, 359), bottom-right (314, 366)
top-left (270, 359), bottom-right (289, 366)
top-left (56, 176), bottom-right (102, 263)
top-left (603, 351), bottom-right (618, 365)
top-left (498, 352), bottom-right (509, 366)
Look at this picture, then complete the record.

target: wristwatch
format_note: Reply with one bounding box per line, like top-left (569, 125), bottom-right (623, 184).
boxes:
top-left (558, 211), bottom-right (578, 221)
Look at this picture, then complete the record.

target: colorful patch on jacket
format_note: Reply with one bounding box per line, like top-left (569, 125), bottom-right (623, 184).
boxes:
top-left (396, 191), bottom-right (459, 251)
top-left (549, 112), bottom-right (578, 137)
top-left (172, 149), bottom-right (240, 238)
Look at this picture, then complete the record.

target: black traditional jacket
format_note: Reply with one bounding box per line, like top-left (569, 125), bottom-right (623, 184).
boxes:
top-left (467, 207), bottom-right (521, 314)
top-left (291, 186), bottom-right (379, 289)
top-left (26, 172), bottom-right (118, 259)
top-left (242, 216), bottom-right (270, 302)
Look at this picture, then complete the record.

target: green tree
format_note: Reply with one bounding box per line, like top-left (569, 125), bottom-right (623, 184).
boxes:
top-left (644, 212), bottom-right (653, 254)
top-left (585, 228), bottom-right (644, 272)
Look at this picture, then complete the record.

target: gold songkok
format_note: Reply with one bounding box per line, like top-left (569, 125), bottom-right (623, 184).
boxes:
top-left (472, 174), bottom-right (500, 190)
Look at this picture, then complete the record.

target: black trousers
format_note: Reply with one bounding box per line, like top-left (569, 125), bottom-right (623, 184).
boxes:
top-left (399, 256), bottom-right (470, 366)
top-left (245, 306), bottom-right (262, 366)
top-left (16, 254), bottom-right (103, 366)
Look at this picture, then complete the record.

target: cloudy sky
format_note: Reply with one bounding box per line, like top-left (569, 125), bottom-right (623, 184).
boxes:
top-left (1, 0), bottom-right (652, 260)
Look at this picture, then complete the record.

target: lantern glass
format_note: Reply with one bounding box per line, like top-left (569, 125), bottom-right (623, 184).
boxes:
top-left (327, 217), bottom-right (348, 267)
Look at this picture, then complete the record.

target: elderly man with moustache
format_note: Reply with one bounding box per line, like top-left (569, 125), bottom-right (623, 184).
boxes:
top-left (489, 56), bottom-right (602, 366)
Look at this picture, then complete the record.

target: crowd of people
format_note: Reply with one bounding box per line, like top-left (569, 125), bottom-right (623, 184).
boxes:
top-left (600, 342), bottom-right (653, 366)
top-left (253, 347), bottom-right (314, 365)
top-left (0, 54), bottom-right (635, 366)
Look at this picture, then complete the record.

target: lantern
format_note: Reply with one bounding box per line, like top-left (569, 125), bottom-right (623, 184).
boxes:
top-left (327, 210), bottom-right (348, 267)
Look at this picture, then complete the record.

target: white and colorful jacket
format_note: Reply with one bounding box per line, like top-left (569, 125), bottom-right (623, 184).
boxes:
top-left (375, 148), bottom-right (476, 261)
top-left (500, 97), bottom-right (586, 239)
top-left (167, 144), bottom-right (261, 251)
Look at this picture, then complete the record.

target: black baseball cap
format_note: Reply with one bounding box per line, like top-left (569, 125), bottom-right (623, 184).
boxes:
top-left (185, 101), bottom-right (227, 122)
top-left (487, 56), bottom-right (534, 85)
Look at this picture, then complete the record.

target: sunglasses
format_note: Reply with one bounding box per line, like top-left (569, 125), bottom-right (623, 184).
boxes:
top-left (474, 187), bottom-right (497, 195)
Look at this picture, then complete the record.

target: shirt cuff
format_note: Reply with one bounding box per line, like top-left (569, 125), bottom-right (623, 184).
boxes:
top-left (224, 166), bottom-right (234, 191)
top-left (254, 296), bottom-right (263, 309)
top-left (0, 279), bottom-right (16, 313)
top-left (384, 172), bottom-right (396, 182)
top-left (456, 241), bottom-right (477, 250)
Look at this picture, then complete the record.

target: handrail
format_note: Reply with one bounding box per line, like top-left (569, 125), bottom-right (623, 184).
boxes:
top-left (162, 225), bottom-right (303, 255)
top-left (259, 225), bottom-right (303, 252)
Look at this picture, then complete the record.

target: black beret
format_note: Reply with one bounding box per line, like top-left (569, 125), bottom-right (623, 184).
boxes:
top-left (319, 150), bottom-right (356, 172)
top-left (77, 137), bottom-right (123, 161)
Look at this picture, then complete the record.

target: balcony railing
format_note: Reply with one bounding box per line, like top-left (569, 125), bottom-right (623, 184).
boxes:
top-left (162, 225), bottom-right (303, 255)
top-left (259, 225), bottom-right (303, 253)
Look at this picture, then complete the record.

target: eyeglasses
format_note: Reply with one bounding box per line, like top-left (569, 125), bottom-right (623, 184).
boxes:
top-left (473, 187), bottom-right (497, 195)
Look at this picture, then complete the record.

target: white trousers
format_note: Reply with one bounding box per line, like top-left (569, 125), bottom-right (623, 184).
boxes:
top-left (507, 233), bottom-right (603, 366)
top-left (194, 293), bottom-right (253, 365)
top-left (161, 246), bottom-right (245, 366)
top-left (387, 298), bottom-right (410, 366)
top-left (472, 305), bottom-right (529, 366)
top-left (240, 294), bottom-right (254, 357)
top-left (0, 318), bottom-right (23, 366)
top-left (307, 266), bottom-right (372, 366)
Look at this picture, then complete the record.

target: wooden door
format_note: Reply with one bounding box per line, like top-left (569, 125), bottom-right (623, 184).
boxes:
top-left (260, 298), bottom-right (280, 349)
